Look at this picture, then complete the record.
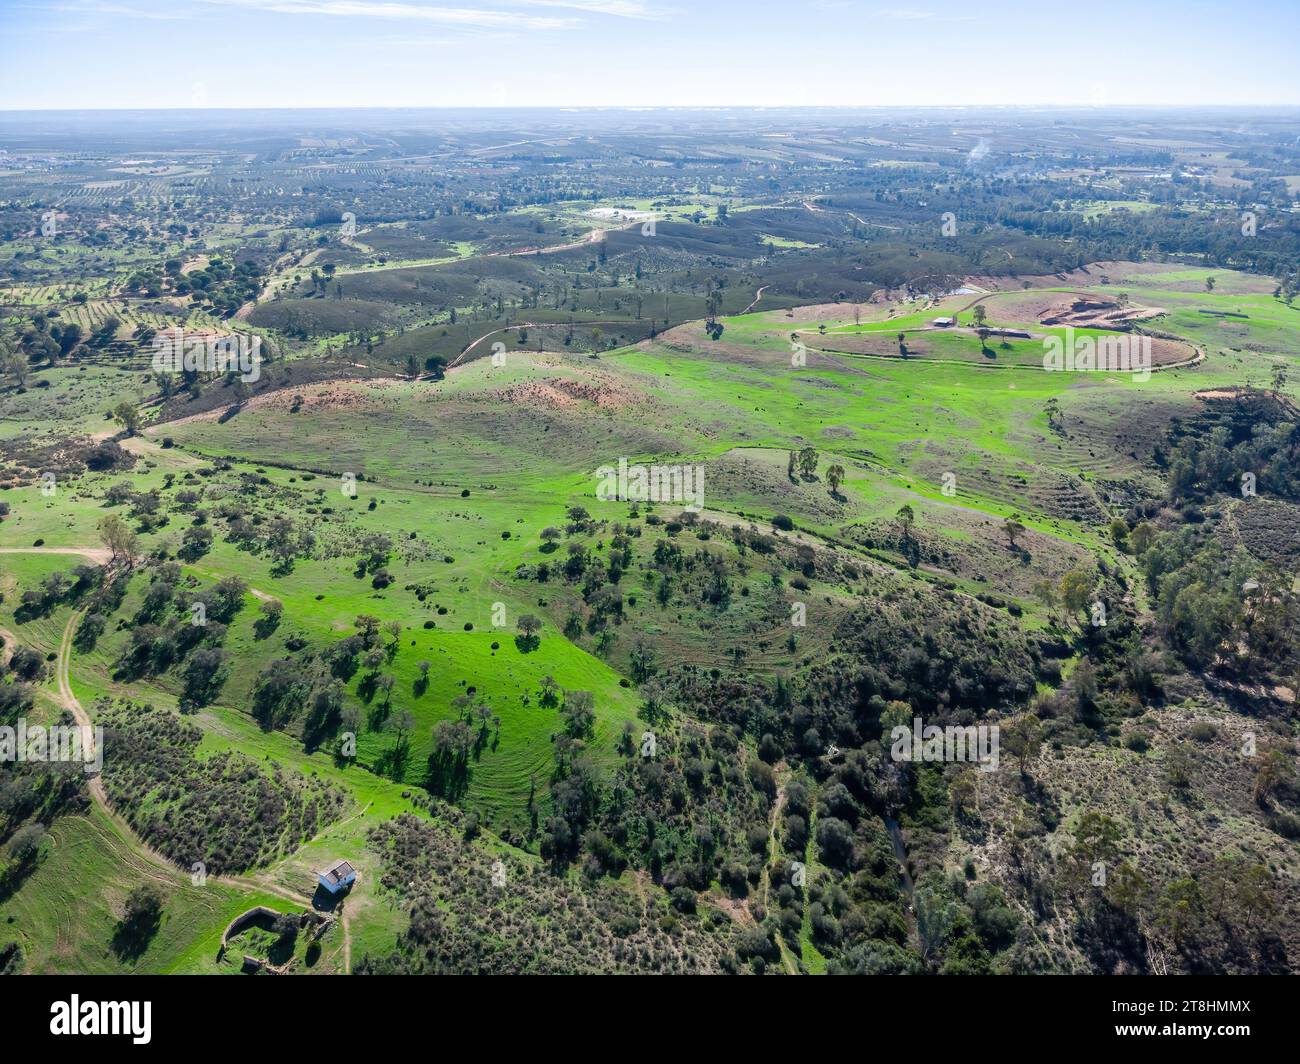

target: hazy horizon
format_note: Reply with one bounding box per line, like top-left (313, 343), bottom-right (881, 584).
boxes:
top-left (3, 0), bottom-right (1299, 111)
top-left (5, 104), bottom-right (1300, 113)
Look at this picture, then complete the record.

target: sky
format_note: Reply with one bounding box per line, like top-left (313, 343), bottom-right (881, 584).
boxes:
top-left (2, 0), bottom-right (1299, 111)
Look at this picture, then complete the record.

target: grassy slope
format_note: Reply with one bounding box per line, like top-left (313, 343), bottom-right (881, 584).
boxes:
top-left (3, 261), bottom-right (1297, 972)
top-left (0, 804), bottom-right (296, 975)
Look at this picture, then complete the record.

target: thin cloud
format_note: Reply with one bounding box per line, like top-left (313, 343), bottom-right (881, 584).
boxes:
top-left (197, 0), bottom-right (664, 27)
top-left (874, 7), bottom-right (975, 21)
top-left (511, 0), bottom-right (660, 17)
top-left (34, 1), bottom-right (198, 18)
top-left (197, 0), bottom-right (580, 31)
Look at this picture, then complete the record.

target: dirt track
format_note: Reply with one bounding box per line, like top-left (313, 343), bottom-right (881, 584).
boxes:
top-left (2, 546), bottom-right (351, 970)
top-left (0, 545), bottom-right (113, 564)
top-left (809, 341), bottom-right (1205, 374)
top-left (453, 318), bottom-right (640, 367)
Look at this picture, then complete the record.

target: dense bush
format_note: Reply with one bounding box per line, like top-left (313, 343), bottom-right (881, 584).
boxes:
top-left (98, 700), bottom-right (344, 875)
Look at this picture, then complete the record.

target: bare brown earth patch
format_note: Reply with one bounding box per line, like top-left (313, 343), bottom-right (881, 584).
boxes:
top-left (779, 301), bottom-right (869, 322)
top-left (151, 379), bottom-right (387, 430)
top-left (975, 289), bottom-right (1166, 328)
top-left (551, 375), bottom-right (638, 410)
top-left (492, 381), bottom-right (579, 410)
top-left (1037, 298), bottom-right (1167, 329)
top-left (1146, 337), bottom-right (1200, 367)
top-left (490, 373), bottom-right (640, 412)
top-left (462, 359), bottom-right (642, 412)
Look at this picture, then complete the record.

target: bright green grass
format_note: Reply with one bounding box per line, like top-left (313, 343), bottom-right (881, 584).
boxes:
top-left (6, 452), bottom-right (640, 833)
top-left (798, 807), bottom-right (828, 975)
top-left (4, 261), bottom-right (1297, 974)
top-left (0, 804), bottom-right (286, 975)
top-left (5, 262), bottom-right (1297, 907)
top-left (0, 364), bottom-right (152, 442)
top-left (1076, 200), bottom-right (1157, 220)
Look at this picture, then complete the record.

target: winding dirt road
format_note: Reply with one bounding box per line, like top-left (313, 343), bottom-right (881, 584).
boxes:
top-left (0, 546), bottom-right (112, 564)
top-left (1, 547), bottom-right (351, 971)
top-left (741, 285), bottom-right (769, 315)
top-left (451, 318), bottom-right (641, 368)
top-left (806, 341), bottom-right (1206, 374)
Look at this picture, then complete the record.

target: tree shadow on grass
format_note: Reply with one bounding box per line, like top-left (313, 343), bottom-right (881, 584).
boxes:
top-left (373, 736), bottom-right (410, 781)
top-left (424, 751), bottom-right (470, 801)
top-left (0, 853), bottom-right (41, 905)
top-left (110, 907), bottom-right (162, 963)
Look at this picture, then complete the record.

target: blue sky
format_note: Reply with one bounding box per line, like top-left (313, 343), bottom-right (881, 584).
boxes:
top-left (2, 0), bottom-right (1299, 110)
